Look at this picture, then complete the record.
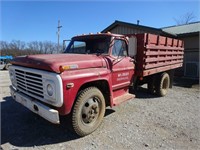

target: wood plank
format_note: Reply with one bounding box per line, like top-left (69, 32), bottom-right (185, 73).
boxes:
top-left (146, 45), bottom-right (184, 51)
top-left (145, 56), bottom-right (184, 63)
top-left (136, 63), bottom-right (183, 77)
top-left (145, 51), bottom-right (184, 56)
top-left (145, 60), bottom-right (183, 69)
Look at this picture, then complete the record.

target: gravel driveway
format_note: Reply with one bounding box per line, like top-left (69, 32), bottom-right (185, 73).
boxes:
top-left (1, 71), bottom-right (199, 150)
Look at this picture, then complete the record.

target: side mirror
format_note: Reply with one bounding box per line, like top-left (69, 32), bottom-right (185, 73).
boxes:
top-left (128, 37), bottom-right (137, 57)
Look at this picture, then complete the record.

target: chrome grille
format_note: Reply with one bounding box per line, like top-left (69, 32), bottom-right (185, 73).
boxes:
top-left (15, 69), bottom-right (44, 98)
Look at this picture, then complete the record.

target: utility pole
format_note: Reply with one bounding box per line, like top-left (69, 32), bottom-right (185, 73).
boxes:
top-left (57, 20), bottom-right (62, 53)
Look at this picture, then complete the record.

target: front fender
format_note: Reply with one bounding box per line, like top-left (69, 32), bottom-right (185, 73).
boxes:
top-left (58, 68), bottom-right (112, 115)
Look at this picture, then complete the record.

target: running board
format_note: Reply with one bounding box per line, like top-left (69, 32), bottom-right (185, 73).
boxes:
top-left (113, 93), bottom-right (135, 106)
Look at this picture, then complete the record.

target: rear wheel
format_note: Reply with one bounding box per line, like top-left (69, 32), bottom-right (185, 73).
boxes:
top-left (155, 73), bottom-right (170, 96)
top-left (72, 87), bottom-right (105, 136)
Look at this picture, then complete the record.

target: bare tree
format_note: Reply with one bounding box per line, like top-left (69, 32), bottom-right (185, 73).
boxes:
top-left (0, 41), bottom-right (9, 50)
top-left (0, 40), bottom-right (59, 57)
top-left (174, 12), bottom-right (196, 25)
top-left (9, 40), bottom-right (26, 50)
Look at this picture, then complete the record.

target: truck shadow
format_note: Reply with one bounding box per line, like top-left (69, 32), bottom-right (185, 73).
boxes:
top-left (1, 96), bottom-right (114, 147)
top-left (130, 87), bottom-right (159, 99)
top-left (130, 77), bottom-right (199, 99)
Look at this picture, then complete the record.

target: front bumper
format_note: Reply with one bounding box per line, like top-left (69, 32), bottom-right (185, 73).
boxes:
top-left (10, 86), bottom-right (60, 124)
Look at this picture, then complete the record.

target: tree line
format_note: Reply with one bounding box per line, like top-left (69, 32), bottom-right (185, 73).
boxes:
top-left (0, 40), bottom-right (61, 57)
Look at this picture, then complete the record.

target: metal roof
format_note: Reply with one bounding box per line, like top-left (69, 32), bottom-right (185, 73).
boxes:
top-left (102, 20), bottom-right (162, 33)
top-left (102, 20), bottom-right (199, 37)
top-left (102, 20), bottom-right (176, 37)
top-left (162, 21), bottom-right (200, 35)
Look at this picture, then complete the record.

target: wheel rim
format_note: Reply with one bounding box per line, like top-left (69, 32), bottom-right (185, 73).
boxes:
top-left (81, 97), bottom-right (100, 124)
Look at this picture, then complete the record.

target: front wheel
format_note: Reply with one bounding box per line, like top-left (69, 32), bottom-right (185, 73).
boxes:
top-left (72, 87), bottom-right (106, 136)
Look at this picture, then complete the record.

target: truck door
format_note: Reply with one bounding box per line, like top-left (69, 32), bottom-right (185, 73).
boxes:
top-left (110, 39), bottom-right (135, 90)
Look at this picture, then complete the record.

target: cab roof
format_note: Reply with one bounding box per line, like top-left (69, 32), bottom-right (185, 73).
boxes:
top-left (72, 32), bottom-right (126, 40)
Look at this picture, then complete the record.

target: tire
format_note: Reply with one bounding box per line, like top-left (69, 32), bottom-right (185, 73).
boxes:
top-left (155, 73), bottom-right (170, 97)
top-left (72, 87), bottom-right (106, 136)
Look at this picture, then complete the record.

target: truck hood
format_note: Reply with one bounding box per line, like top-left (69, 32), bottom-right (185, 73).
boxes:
top-left (11, 54), bottom-right (106, 73)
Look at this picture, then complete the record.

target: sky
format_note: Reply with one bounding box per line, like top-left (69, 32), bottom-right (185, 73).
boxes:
top-left (0, 0), bottom-right (199, 43)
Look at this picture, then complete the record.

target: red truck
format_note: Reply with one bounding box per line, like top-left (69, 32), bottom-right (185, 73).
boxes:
top-left (9, 32), bottom-right (184, 136)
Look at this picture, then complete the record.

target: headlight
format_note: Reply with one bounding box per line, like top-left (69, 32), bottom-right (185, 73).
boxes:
top-left (45, 80), bottom-right (56, 100)
top-left (9, 70), bottom-right (16, 86)
top-left (47, 84), bottom-right (53, 96)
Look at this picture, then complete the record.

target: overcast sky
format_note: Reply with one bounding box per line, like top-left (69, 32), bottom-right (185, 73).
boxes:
top-left (1, 1), bottom-right (199, 43)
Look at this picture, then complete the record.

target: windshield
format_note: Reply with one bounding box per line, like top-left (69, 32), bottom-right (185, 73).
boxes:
top-left (64, 36), bottom-right (111, 54)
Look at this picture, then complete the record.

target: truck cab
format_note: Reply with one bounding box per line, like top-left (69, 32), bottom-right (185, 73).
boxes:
top-left (63, 33), bottom-right (136, 104)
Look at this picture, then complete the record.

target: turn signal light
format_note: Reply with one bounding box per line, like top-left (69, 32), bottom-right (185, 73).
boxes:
top-left (59, 65), bottom-right (78, 73)
top-left (59, 66), bottom-right (70, 73)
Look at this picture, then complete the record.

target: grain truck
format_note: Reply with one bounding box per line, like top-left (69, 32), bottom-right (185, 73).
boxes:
top-left (9, 32), bottom-right (184, 136)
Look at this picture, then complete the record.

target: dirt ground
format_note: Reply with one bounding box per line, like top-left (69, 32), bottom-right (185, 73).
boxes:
top-left (1, 70), bottom-right (199, 150)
